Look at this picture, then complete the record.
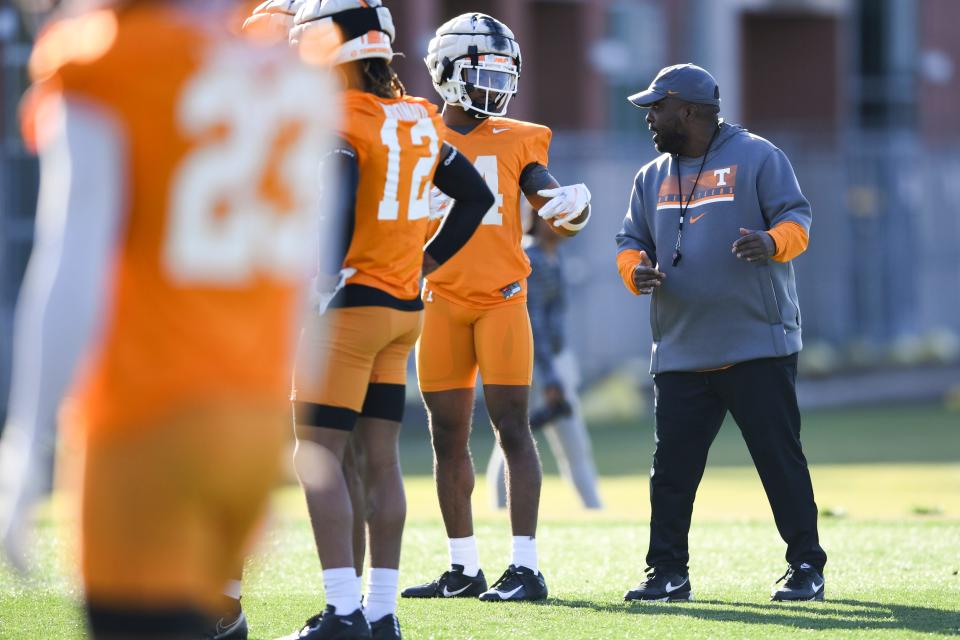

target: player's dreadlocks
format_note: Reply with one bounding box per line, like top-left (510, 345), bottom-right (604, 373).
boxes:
top-left (359, 58), bottom-right (405, 99)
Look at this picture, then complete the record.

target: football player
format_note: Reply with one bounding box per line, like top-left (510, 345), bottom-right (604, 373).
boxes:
top-left (402, 13), bottom-right (591, 603)
top-left (282, 2), bottom-right (494, 639)
top-left (0, 1), bottom-right (337, 638)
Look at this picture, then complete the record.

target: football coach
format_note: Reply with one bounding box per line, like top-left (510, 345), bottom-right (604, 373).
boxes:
top-left (614, 64), bottom-right (827, 603)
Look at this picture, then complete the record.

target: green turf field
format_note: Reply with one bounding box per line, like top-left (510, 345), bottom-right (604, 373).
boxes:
top-left (1, 403), bottom-right (958, 639)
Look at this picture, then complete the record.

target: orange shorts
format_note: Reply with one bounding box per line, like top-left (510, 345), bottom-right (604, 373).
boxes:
top-left (292, 306), bottom-right (422, 426)
top-left (79, 403), bottom-right (287, 615)
top-left (416, 291), bottom-right (533, 392)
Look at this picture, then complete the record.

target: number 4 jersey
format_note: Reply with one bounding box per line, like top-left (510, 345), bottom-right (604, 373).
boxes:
top-left (425, 116), bottom-right (552, 309)
top-left (24, 3), bottom-right (336, 434)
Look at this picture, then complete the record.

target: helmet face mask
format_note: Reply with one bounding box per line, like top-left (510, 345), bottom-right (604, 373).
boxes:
top-left (425, 13), bottom-right (521, 119)
top-left (451, 54), bottom-right (518, 117)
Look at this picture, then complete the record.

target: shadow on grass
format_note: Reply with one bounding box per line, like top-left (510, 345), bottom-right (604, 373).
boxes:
top-left (541, 597), bottom-right (960, 636)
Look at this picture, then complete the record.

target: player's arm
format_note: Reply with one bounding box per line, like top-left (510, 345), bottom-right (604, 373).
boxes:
top-left (733, 148), bottom-right (812, 263)
top-left (616, 173), bottom-right (664, 295)
top-left (0, 97), bottom-right (124, 571)
top-left (520, 163), bottom-right (591, 238)
top-left (308, 138), bottom-right (359, 314)
top-left (423, 144), bottom-right (494, 275)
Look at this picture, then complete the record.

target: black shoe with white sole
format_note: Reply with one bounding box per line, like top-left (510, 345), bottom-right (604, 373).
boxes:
top-left (206, 610), bottom-right (248, 639)
top-left (369, 613), bottom-right (401, 640)
top-left (771, 563), bottom-right (825, 602)
top-left (400, 565), bottom-right (487, 599)
top-left (278, 606), bottom-right (371, 640)
top-left (478, 565), bottom-right (548, 602)
top-left (624, 567), bottom-right (692, 602)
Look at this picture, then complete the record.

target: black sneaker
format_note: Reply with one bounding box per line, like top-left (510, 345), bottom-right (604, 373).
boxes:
top-left (369, 613), bottom-right (401, 640)
top-left (206, 610), bottom-right (248, 639)
top-left (401, 565), bottom-right (487, 598)
top-left (478, 565), bottom-right (548, 602)
top-left (278, 606), bottom-right (371, 640)
top-left (771, 563), bottom-right (825, 602)
top-left (624, 567), bottom-right (692, 602)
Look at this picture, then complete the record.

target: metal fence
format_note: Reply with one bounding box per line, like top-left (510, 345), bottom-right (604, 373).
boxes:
top-left (0, 4), bottom-right (35, 424)
top-left (549, 128), bottom-right (960, 380)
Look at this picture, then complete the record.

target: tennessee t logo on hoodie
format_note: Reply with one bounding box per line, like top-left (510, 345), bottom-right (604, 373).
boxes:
top-left (656, 165), bottom-right (738, 212)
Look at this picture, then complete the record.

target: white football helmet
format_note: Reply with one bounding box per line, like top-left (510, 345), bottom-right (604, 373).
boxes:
top-left (293, 0), bottom-right (395, 64)
top-left (425, 13), bottom-right (521, 117)
top-left (242, 0), bottom-right (305, 41)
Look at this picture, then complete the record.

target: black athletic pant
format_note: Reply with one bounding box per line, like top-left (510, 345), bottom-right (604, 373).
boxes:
top-left (646, 354), bottom-right (827, 573)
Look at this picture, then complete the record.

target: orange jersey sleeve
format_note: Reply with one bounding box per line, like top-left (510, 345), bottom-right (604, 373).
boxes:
top-left (768, 221), bottom-right (809, 262)
top-left (425, 117), bottom-right (552, 308)
top-left (29, 4), bottom-right (335, 435)
top-left (338, 90), bottom-right (446, 301)
top-left (617, 249), bottom-right (645, 295)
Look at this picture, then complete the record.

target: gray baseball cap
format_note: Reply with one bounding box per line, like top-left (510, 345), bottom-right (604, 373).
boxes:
top-left (628, 63), bottom-right (721, 107)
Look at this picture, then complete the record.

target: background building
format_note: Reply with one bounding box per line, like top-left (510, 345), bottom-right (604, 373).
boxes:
top-left (2, 0), bottom-right (960, 422)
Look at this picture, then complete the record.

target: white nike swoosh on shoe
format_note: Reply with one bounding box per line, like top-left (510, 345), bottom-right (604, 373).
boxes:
top-left (665, 579), bottom-right (688, 593)
top-left (811, 581), bottom-right (824, 592)
top-left (492, 127), bottom-right (511, 134)
top-left (213, 613), bottom-right (245, 638)
top-left (442, 584), bottom-right (473, 597)
top-left (496, 585), bottom-right (524, 599)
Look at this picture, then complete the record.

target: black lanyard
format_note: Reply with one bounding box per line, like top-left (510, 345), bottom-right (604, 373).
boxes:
top-left (672, 125), bottom-right (720, 267)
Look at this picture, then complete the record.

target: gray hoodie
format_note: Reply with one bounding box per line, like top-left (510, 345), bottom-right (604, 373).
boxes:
top-left (616, 122), bottom-right (812, 374)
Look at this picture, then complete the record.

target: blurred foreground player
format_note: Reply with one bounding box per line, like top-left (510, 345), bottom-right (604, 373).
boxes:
top-left (0, 1), bottom-right (337, 638)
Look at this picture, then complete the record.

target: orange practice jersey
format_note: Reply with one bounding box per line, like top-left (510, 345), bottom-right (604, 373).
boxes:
top-left (339, 89), bottom-right (447, 301)
top-left (425, 116), bottom-right (551, 308)
top-left (27, 3), bottom-right (334, 433)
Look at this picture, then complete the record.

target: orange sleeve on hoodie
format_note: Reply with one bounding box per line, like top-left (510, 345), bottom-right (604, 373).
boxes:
top-left (768, 221), bottom-right (809, 262)
top-left (616, 249), bottom-right (644, 295)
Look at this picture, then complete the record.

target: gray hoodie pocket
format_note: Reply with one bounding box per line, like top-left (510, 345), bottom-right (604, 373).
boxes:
top-left (757, 264), bottom-right (789, 355)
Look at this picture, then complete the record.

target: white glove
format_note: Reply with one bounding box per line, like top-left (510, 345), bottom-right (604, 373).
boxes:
top-left (310, 267), bottom-right (356, 316)
top-left (536, 183), bottom-right (591, 228)
top-left (428, 186), bottom-right (454, 221)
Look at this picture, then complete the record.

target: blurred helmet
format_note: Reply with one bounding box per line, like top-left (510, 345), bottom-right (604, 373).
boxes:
top-left (425, 13), bottom-right (521, 117)
top-left (242, 0), bottom-right (305, 42)
top-left (293, 0), bottom-right (394, 64)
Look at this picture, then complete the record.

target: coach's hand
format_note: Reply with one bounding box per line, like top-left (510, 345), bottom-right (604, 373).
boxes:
top-left (732, 228), bottom-right (776, 263)
top-left (632, 251), bottom-right (665, 295)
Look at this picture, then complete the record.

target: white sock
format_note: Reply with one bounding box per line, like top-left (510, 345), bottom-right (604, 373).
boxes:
top-left (511, 536), bottom-right (538, 573)
top-left (448, 536), bottom-right (480, 577)
top-left (322, 567), bottom-right (362, 615)
top-left (223, 579), bottom-right (242, 600)
top-left (363, 568), bottom-right (399, 622)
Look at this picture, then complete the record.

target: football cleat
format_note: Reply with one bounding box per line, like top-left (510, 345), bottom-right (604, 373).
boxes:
top-left (624, 567), bottom-right (693, 602)
top-left (278, 606), bottom-right (371, 640)
top-left (771, 563), bottom-right (825, 602)
top-left (478, 565), bottom-right (548, 602)
top-left (401, 565), bottom-right (488, 599)
top-left (205, 609), bottom-right (248, 640)
top-left (369, 613), bottom-right (401, 640)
